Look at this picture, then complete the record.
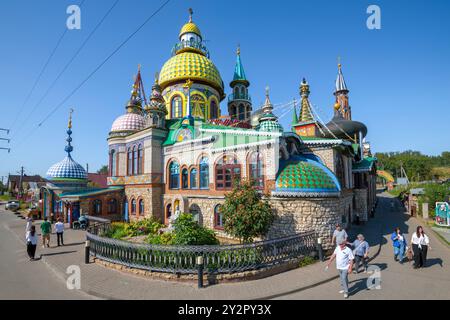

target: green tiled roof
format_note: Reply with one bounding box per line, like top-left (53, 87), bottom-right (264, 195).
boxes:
top-left (274, 156), bottom-right (340, 196)
top-left (259, 120), bottom-right (283, 133)
top-left (353, 156), bottom-right (377, 172)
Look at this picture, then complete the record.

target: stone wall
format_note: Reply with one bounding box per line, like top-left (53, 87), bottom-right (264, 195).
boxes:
top-left (354, 188), bottom-right (368, 221)
top-left (125, 185), bottom-right (163, 222)
top-left (267, 197), bottom-right (342, 250)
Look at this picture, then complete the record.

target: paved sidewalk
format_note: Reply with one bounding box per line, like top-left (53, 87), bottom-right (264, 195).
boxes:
top-left (3, 196), bottom-right (391, 300)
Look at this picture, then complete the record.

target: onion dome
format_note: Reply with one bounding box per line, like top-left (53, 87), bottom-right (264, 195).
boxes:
top-left (159, 52), bottom-right (224, 96)
top-left (272, 156), bottom-right (341, 197)
top-left (259, 120), bottom-right (284, 133)
top-left (179, 22), bottom-right (202, 38)
top-left (46, 109), bottom-right (87, 181)
top-left (145, 76), bottom-right (167, 114)
top-left (111, 113), bottom-right (145, 132)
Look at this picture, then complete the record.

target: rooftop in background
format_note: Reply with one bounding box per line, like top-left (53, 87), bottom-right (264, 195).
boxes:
top-left (87, 173), bottom-right (108, 188)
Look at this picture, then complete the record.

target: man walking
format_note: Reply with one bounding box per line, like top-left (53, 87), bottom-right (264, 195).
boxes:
top-left (40, 217), bottom-right (51, 248)
top-left (331, 223), bottom-right (348, 247)
top-left (326, 239), bottom-right (354, 298)
top-left (54, 218), bottom-right (65, 246)
top-left (351, 234), bottom-right (369, 273)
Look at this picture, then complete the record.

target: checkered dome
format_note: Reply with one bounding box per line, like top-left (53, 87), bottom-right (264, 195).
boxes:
top-left (46, 156), bottom-right (87, 180)
top-left (111, 113), bottom-right (145, 132)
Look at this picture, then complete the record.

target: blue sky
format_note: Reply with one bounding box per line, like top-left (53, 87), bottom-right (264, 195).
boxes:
top-left (0, 0), bottom-right (449, 180)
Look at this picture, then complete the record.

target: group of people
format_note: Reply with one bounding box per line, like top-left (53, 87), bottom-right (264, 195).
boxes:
top-left (326, 222), bottom-right (433, 299)
top-left (25, 215), bottom-right (65, 261)
top-left (391, 226), bottom-right (431, 269)
top-left (325, 223), bottom-right (370, 299)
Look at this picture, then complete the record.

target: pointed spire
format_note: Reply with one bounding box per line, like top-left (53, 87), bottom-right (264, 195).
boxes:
top-left (65, 109), bottom-right (74, 157)
top-left (262, 86), bottom-right (273, 114)
top-left (291, 98), bottom-right (298, 125)
top-left (126, 65), bottom-right (146, 113)
top-left (298, 78), bottom-right (315, 123)
top-left (335, 59), bottom-right (348, 92)
top-left (230, 45), bottom-right (249, 87)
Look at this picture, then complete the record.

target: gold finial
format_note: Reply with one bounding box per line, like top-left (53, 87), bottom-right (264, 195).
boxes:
top-left (154, 72), bottom-right (159, 84)
top-left (68, 108), bottom-right (74, 129)
top-left (237, 44), bottom-right (240, 56)
top-left (184, 79), bottom-right (193, 89)
top-left (337, 56), bottom-right (342, 69)
top-left (188, 8), bottom-right (193, 22)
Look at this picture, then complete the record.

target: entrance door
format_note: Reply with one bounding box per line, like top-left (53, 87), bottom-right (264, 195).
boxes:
top-left (72, 203), bottom-right (80, 223)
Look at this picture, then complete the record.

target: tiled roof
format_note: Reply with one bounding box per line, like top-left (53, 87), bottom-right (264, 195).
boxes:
top-left (46, 156), bottom-right (87, 180)
top-left (352, 156), bottom-right (377, 172)
top-left (111, 113), bottom-right (145, 132)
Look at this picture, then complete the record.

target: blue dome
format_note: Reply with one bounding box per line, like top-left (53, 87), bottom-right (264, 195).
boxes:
top-left (46, 156), bottom-right (87, 180)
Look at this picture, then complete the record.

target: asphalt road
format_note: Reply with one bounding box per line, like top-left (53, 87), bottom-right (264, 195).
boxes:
top-left (0, 206), bottom-right (92, 299)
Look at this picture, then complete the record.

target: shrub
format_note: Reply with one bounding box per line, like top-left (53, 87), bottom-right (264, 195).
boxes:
top-left (172, 213), bottom-right (219, 245)
top-left (103, 222), bottom-right (128, 239)
top-left (146, 232), bottom-right (174, 245)
top-left (221, 180), bottom-right (275, 243)
top-left (299, 255), bottom-right (316, 268)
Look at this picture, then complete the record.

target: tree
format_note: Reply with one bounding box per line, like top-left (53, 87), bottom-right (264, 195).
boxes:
top-left (221, 180), bottom-right (275, 243)
top-left (97, 165), bottom-right (108, 175)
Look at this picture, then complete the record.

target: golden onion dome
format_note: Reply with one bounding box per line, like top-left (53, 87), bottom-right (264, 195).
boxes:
top-left (159, 51), bottom-right (224, 97)
top-left (179, 22), bottom-right (202, 38)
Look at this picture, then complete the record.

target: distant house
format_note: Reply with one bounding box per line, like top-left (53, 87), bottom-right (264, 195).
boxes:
top-left (7, 174), bottom-right (47, 199)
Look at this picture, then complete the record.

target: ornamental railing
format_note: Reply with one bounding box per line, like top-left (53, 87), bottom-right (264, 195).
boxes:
top-left (228, 93), bottom-right (252, 102)
top-left (86, 221), bottom-right (317, 274)
top-left (172, 40), bottom-right (210, 58)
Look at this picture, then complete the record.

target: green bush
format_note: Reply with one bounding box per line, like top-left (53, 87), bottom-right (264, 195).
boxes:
top-left (172, 213), bottom-right (219, 245)
top-left (299, 255), bottom-right (316, 268)
top-left (146, 232), bottom-right (174, 245)
top-left (418, 182), bottom-right (450, 219)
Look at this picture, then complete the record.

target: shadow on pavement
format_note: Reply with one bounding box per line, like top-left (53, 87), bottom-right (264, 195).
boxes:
top-left (40, 250), bottom-right (77, 257)
top-left (425, 258), bottom-right (443, 268)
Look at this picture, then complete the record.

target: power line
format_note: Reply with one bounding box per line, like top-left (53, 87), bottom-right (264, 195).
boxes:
top-left (9, 0), bottom-right (87, 132)
top-left (12, 0), bottom-right (172, 150)
top-left (11, 0), bottom-right (119, 141)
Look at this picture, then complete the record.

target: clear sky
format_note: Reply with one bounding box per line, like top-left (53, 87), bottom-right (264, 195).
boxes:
top-left (0, 0), bottom-right (449, 180)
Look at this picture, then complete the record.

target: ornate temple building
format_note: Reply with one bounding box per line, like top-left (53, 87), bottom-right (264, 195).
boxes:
top-left (42, 10), bottom-right (377, 248)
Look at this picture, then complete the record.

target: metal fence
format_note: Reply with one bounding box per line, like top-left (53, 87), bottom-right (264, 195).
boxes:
top-left (86, 222), bottom-right (317, 274)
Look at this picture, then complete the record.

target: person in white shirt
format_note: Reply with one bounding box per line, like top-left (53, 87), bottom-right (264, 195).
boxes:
top-left (411, 226), bottom-right (430, 268)
top-left (54, 218), bottom-right (65, 246)
top-left (25, 225), bottom-right (38, 260)
top-left (26, 216), bottom-right (33, 233)
top-left (325, 239), bottom-right (354, 298)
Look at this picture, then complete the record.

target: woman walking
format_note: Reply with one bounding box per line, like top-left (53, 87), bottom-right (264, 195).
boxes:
top-left (391, 227), bottom-right (407, 263)
top-left (411, 226), bottom-right (430, 268)
top-left (26, 225), bottom-right (38, 261)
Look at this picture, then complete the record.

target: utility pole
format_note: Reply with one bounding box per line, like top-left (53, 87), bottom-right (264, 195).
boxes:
top-left (18, 166), bottom-right (24, 199)
top-left (0, 128), bottom-right (10, 153)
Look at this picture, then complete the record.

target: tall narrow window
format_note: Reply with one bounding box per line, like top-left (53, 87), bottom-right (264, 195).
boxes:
top-left (131, 199), bottom-right (136, 215)
top-left (133, 146), bottom-right (138, 175)
top-left (214, 205), bottom-right (223, 229)
top-left (210, 100), bottom-right (218, 119)
top-left (171, 96), bottom-right (182, 118)
top-left (169, 161), bottom-right (180, 189)
top-left (110, 150), bottom-right (116, 176)
top-left (182, 168), bottom-right (189, 189)
top-left (238, 104), bottom-right (245, 120)
top-left (199, 157), bottom-right (209, 189)
top-left (137, 144), bottom-right (143, 174)
top-left (93, 200), bottom-right (102, 215)
top-left (190, 168), bottom-right (198, 189)
top-left (249, 152), bottom-right (264, 189)
top-left (215, 155), bottom-right (241, 190)
top-left (139, 199), bottom-right (144, 215)
top-left (127, 148), bottom-right (133, 176)
top-left (107, 199), bottom-right (117, 214)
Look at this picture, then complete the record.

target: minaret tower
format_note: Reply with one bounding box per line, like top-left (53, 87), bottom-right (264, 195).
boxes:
top-left (292, 78), bottom-right (322, 137)
top-left (126, 65), bottom-right (146, 115)
top-left (228, 46), bottom-right (252, 122)
top-left (333, 60), bottom-right (351, 120)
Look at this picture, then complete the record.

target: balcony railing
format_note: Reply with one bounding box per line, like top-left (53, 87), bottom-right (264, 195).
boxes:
top-left (172, 40), bottom-right (210, 58)
top-left (228, 93), bottom-right (252, 102)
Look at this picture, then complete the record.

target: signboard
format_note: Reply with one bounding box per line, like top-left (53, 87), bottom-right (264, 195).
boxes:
top-left (435, 202), bottom-right (450, 226)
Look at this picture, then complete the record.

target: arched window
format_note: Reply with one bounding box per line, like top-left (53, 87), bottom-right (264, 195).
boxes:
top-left (93, 200), bottom-right (102, 215)
top-left (214, 205), bottom-right (223, 229)
top-left (127, 148), bottom-right (133, 176)
top-left (199, 157), bottom-right (209, 189)
top-left (191, 94), bottom-right (206, 119)
top-left (139, 199), bottom-right (144, 215)
top-left (171, 96), bottom-right (182, 118)
top-left (189, 204), bottom-right (201, 224)
top-left (166, 203), bottom-right (172, 223)
top-left (169, 161), bottom-right (180, 189)
top-left (131, 199), bottom-right (136, 215)
top-left (137, 144), bottom-right (143, 174)
top-left (190, 168), bottom-right (198, 189)
top-left (231, 106), bottom-right (237, 118)
top-left (234, 87), bottom-right (239, 98)
top-left (152, 115), bottom-right (159, 126)
top-left (215, 155), bottom-right (241, 190)
top-left (238, 104), bottom-right (245, 120)
top-left (182, 168), bottom-right (189, 189)
top-left (240, 86), bottom-right (245, 97)
top-left (107, 199), bottom-right (118, 214)
top-left (210, 100), bottom-right (218, 119)
top-left (249, 152), bottom-right (264, 189)
top-left (109, 149), bottom-right (116, 176)
top-left (133, 146), bottom-right (138, 175)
